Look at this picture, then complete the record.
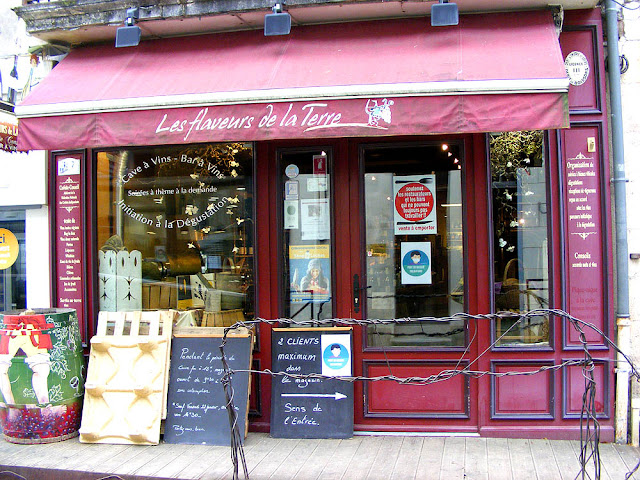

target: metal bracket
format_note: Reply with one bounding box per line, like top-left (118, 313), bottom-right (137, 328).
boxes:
top-left (550, 5), bottom-right (564, 36)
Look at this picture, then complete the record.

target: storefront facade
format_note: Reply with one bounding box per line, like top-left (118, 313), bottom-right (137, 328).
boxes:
top-left (0, 106), bottom-right (50, 314)
top-left (14, 4), bottom-right (616, 440)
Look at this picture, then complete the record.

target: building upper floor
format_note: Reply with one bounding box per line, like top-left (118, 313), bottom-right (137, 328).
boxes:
top-left (15, 0), bottom-right (599, 47)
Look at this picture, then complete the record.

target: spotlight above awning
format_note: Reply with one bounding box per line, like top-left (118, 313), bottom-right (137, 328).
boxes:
top-left (15, 11), bottom-right (569, 151)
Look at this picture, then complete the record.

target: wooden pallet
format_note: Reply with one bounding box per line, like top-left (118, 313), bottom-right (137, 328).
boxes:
top-left (79, 310), bottom-right (175, 445)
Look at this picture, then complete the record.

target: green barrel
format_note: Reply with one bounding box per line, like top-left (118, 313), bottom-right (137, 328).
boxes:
top-left (0, 308), bottom-right (85, 443)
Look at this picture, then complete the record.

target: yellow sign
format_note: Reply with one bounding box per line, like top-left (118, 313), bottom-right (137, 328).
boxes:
top-left (289, 244), bottom-right (329, 260)
top-left (0, 228), bottom-right (19, 270)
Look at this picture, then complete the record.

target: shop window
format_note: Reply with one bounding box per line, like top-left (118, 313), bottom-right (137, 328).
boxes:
top-left (363, 143), bottom-right (465, 348)
top-left (490, 131), bottom-right (550, 346)
top-left (0, 212), bottom-right (26, 311)
top-left (95, 143), bottom-right (254, 325)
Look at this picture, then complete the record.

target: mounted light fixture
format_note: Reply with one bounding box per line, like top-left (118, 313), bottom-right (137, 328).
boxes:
top-left (115, 7), bottom-right (141, 48)
top-left (431, 0), bottom-right (459, 27)
top-left (264, 2), bottom-right (291, 36)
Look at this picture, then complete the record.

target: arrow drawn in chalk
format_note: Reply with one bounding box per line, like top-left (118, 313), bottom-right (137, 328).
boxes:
top-left (281, 392), bottom-right (347, 400)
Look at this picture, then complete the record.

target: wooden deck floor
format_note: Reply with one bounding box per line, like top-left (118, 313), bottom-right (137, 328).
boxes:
top-left (1, 433), bottom-right (639, 480)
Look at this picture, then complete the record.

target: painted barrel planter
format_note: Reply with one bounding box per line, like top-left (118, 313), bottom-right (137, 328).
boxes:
top-left (0, 308), bottom-right (85, 443)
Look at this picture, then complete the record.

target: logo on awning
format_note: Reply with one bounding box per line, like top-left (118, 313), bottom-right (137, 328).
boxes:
top-left (365, 99), bottom-right (394, 127)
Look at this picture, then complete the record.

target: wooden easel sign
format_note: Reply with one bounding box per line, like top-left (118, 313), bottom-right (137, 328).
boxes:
top-left (270, 327), bottom-right (353, 439)
top-left (164, 329), bottom-right (252, 445)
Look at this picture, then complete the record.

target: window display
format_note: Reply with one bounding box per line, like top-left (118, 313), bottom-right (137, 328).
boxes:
top-left (95, 143), bottom-right (254, 322)
top-left (490, 131), bottom-right (550, 345)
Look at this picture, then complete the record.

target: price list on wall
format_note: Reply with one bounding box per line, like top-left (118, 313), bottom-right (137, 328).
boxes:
top-left (55, 153), bottom-right (85, 341)
top-left (562, 126), bottom-right (606, 344)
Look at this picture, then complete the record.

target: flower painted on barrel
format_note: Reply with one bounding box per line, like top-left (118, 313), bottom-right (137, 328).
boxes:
top-left (22, 388), bottom-right (36, 399)
top-left (50, 356), bottom-right (70, 379)
top-left (48, 384), bottom-right (63, 403)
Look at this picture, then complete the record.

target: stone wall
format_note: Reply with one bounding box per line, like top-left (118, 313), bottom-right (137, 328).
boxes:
top-left (620, 0), bottom-right (640, 445)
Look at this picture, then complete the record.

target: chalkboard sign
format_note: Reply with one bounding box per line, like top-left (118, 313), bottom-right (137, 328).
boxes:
top-left (270, 328), bottom-right (353, 439)
top-left (165, 333), bottom-right (252, 445)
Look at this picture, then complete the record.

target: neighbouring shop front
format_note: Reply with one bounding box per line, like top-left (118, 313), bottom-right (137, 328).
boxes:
top-left (15, 9), bottom-right (616, 440)
top-left (0, 107), bottom-right (50, 314)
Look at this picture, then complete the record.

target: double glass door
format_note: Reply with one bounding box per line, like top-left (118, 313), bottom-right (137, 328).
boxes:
top-left (276, 139), bottom-right (477, 430)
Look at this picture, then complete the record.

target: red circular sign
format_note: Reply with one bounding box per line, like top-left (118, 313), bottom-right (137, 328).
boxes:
top-left (395, 183), bottom-right (434, 222)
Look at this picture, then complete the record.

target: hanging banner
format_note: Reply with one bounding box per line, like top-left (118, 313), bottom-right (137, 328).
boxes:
top-left (393, 175), bottom-right (437, 235)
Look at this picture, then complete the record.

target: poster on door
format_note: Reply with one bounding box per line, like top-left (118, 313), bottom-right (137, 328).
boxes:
top-left (400, 242), bottom-right (432, 285)
top-left (301, 198), bottom-right (330, 240)
top-left (393, 175), bottom-right (437, 235)
top-left (289, 245), bottom-right (331, 303)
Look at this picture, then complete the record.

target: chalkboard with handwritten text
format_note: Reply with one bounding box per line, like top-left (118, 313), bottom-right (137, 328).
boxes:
top-left (270, 328), bottom-right (353, 439)
top-left (164, 334), bottom-right (252, 445)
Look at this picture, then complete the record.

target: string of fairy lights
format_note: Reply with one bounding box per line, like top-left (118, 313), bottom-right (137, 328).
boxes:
top-left (217, 309), bottom-right (640, 480)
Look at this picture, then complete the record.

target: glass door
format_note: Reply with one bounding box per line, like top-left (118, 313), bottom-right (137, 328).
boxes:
top-left (279, 147), bottom-right (334, 323)
top-left (274, 139), bottom-right (477, 432)
top-left (362, 143), bottom-right (465, 346)
top-left (353, 141), bottom-right (477, 432)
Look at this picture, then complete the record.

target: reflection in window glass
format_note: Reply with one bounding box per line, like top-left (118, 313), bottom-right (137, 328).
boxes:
top-left (280, 150), bottom-right (333, 323)
top-left (96, 143), bottom-right (254, 323)
top-left (490, 131), bottom-right (550, 345)
top-left (364, 144), bottom-right (464, 348)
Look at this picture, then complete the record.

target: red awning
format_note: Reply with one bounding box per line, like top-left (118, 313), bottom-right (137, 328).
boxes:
top-left (16, 11), bottom-right (569, 151)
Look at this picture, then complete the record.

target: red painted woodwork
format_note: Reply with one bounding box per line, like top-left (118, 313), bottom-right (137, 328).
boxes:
top-left (560, 124), bottom-right (607, 346)
top-left (492, 362), bottom-right (554, 417)
top-left (560, 26), bottom-right (602, 113)
top-left (365, 362), bottom-right (468, 416)
top-left (564, 362), bottom-right (608, 417)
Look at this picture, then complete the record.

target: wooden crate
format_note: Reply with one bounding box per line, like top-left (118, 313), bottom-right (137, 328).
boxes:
top-left (142, 281), bottom-right (176, 310)
top-left (202, 309), bottom-right (245, 327)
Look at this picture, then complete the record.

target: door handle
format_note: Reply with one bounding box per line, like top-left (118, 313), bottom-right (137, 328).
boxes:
top-left (353, 274), bottom-right (360, 314)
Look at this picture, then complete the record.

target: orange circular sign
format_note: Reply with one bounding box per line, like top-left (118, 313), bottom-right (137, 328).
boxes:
top-left (0, 228), bottom-right (19, 270)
